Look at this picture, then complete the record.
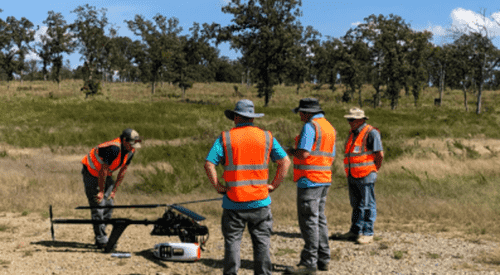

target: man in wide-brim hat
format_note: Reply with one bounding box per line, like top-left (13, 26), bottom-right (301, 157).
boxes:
top-left (338, 107), bottom-right (384, 245)
top-left (204, 99), bottom-right (290, 275)
top-left (285, 98), bottom-right (336, 274)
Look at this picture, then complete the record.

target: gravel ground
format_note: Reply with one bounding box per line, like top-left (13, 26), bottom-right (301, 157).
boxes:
top-left (0, 212), bottom-right (499, 274)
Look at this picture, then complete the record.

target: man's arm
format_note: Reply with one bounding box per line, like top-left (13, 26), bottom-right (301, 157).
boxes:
top-left (286, 148), bottom-right (310, 160)
top-left (268, 156), bottom-right (291, 192)
top-left (96, 163), bottom-right (110, 203)
top-left (374, 151), bottom-right (384, 170)
top-left (110, 165), bottom-right (128, 199)
top-left (204, 161), bottom-right (228, 194)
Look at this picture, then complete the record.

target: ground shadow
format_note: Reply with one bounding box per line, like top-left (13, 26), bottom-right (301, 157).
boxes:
top-left (198, 258), bottom-right (254, 271)
top-left (271, 231), bottom-right (302, 238)
top-left (135, 249), bottom-right (168, 268)
top-left (329, 232), bottom-right (357, 243)
top-left (31, 240), bottom-right (104, 253)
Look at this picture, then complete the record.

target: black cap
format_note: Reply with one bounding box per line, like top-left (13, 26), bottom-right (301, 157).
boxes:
top-left (121, 128), bottom-right (142, 149)
top-left (293, 98), bottom-right (324, 114)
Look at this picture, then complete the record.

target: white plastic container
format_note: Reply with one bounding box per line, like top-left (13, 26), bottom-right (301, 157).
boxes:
top-left (153, 243), bottom-right (201, 262)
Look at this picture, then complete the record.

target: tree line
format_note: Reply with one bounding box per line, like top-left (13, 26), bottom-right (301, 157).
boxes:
top-left (0, 2), bottom-right (499, 113)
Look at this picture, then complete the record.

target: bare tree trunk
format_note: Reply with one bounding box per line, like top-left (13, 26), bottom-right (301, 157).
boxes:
top-left (476, 82), bottom-right (483, 114)
top-left (439, 67), bottom-right (445, 107)
top-left (151, 81), bottom-right (156, 94)
top-left (358, 88), bottom-right (362, 107)
top-left (296, 84), bottom-right (300, 95)
top-left (182, 86), bottom-right (186, 99)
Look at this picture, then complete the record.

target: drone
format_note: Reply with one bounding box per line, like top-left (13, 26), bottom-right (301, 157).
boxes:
top-left (49, 197), bottom-right (221, 260)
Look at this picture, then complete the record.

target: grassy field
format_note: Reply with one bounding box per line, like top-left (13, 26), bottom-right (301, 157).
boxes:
top-left (1, 79), bottom-right (500, 248)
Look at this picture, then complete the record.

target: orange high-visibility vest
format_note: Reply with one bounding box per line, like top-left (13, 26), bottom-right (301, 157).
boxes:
top-left (81, 137), bottom-right (134, 177)
top-left (222, 126), bottom-right (272, 202)
top-left (293, 117), bottom-right (336, 183)
top-left (344, 124), bottom-right (378, 178)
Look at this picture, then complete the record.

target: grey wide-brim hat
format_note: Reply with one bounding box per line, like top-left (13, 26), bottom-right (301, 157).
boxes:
top-left (293, 98), bottom-right (324, 114)
top-left (344, 107), bottom-right (369, 120)
top-left (224, 99), bottom-right (265, 120)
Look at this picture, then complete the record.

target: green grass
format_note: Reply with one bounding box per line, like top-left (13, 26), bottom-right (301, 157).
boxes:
top-left (2, 81), bottom-right (500, 239)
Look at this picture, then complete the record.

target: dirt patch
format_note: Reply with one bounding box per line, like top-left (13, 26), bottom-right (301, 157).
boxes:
top-left (0, 212), bottom-right (499, 274)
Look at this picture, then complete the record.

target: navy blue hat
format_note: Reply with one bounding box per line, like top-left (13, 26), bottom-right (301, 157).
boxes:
top-left (225, 99), bottom-right (265, 120)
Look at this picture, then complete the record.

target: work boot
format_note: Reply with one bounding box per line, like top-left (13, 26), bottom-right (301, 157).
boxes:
top-left (356, 235), bottom-right (374, 244)
top-left (94, 241), bottom-right (107, 249)
top-left (284, 264), bottom-right (317, 274)
top-left (317, 262), bottom-right (329, 271)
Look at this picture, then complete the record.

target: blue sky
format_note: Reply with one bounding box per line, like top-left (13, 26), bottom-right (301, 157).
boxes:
top-left (1, 0), bottom-right (500, 69)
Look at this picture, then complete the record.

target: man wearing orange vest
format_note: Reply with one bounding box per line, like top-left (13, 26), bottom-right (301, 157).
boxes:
top-left (204, 99), bottom-right (290, 275)
top-left (341, 107), bottom-right (384, 245)
top-left (81, 128), bottom-right (142, 249)
top-left (285, 98), bottom-right (336, 275)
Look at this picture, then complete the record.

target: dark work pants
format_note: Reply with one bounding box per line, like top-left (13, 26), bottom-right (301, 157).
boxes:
top-left (297, 186), bottom-right (330, 268)
top-left (81, 165), bottom-right (115, 245)
top-left (221, 206), bottom-right (273, 275)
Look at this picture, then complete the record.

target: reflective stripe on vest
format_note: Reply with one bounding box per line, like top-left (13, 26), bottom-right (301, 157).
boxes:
top-left (81, 138), bottom-right (132, 177)
top-left (293, 118), bottom-right (336, 183)
top-left (222, 127), bottom-right (271, 202)
top-left (343, 124), bottom-right (378, 178)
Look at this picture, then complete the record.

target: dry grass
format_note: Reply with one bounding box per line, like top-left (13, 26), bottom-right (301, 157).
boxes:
top-left (1, 80), bottom-right (500, 244)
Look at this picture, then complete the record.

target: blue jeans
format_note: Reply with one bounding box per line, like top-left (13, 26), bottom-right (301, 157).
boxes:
top-left (348, 182), bottom-right (376, 236)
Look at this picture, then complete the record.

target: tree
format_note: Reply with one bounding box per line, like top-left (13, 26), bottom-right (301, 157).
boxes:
top-left (109, 36), bottom-right (134, 82)
top-left (341, 31), bottom-right (370, 106)
top-left (0, 15), bottom-right (35, 88)
top-left (451, 9), bottom-right (500, 114)
top-left (70, 4), bottom-right (109, 94)
top-left (406, 30), bottom-right (432, 106)
top-left (284, 25), bottom-right (319, 94)
top-left (126, 15), bottom-right (182, 94)
top-left (7, 16), bottom-right (35, 85)
top-left (42, 11), bottom-right (75, 89)
top-left (214, 0), bottom-right (304, 106)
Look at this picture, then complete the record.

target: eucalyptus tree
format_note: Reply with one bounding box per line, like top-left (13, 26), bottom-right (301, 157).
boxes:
top-left (0, 15), bottom-right (35, 88)
top-left (340, 31), bottom-right (370, 106)
top-left (70, 4), bottom-right (109, 85)
top-left (110, 36), bottom-right (134, 82)
top-left (42, 11), bottom-right (75, 89)
top-left (126, 15), bottom-right (182, 94)
top-left (347, 14), bottom-right (412, 109)
top-left (451, 9), bottom-right (500, 114)
top-left (406, 30), bottom-right (433, 106)
top-left (7, 16), bottom-right (35, 85)
top-left (285, 25), bottom-right (319, 94)
top-left (447, 40), bottom-right (474, 112)
top-left (183, 22), bottom-right (220, 83)
top-left (214, 0), bottom-right (305, 106)
top-left (459, 33), bottom-right (499, 114)
top-left (428, 44), bottom-right (454, 107)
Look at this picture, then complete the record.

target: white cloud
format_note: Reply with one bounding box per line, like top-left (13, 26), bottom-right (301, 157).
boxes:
top-left (449, 8), bottom-right (500, 36)
top-left (34, 26), bottom-right (48, 43)
top-left (425, 25), bottom-right (447, 36)
top-left (351, 21), bottom-right (361, 27)
top-left (25, 51), bottom-right (41, 62)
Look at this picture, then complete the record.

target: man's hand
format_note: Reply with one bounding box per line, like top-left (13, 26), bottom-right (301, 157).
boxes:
top-left (267, 184), bottom-right (275, 192)
top-left (109, 190), bottom-right (116, 200)
top-left (95, 191), bottom-right (104, 203)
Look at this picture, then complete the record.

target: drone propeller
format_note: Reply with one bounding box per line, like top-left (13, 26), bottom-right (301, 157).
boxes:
top-left (74, 197), bottom-right (223, 210)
